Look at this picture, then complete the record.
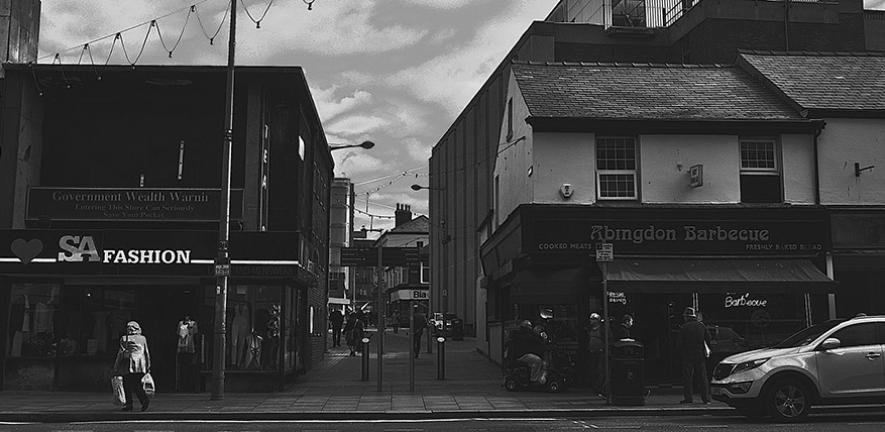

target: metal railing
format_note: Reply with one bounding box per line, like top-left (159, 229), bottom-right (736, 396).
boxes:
top-left (569, 0), bottom-right (831, 29)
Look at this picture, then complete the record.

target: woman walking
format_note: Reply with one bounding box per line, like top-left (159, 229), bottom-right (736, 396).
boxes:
top-left (114, 321), bottom-right (152, 412)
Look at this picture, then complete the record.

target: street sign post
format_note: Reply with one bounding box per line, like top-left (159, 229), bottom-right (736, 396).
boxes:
top-left (595, 242), bottom-right (613, 405)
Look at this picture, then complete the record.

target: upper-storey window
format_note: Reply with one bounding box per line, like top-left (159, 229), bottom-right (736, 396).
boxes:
top-left (596, 136), bottom-right (637, 200)
top-left (740, 139), bottom-right (781, 203)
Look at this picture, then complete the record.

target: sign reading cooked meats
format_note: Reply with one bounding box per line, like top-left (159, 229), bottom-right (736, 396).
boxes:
top-left (27, 187), bottom-right (243, 222)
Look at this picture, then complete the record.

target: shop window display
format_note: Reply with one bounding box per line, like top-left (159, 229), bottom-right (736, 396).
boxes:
top-left (6, 284), bottom-right (136, 360)
top-left (222, 284), bottom-right (283, 371)
top-left (699, 292), bottom-right (806, 361)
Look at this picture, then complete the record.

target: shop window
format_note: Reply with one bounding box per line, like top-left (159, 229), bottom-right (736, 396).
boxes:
top-left (596, 136), bottom-right (637, 200)
top-left (699, 292), bottom-right (805, 357)
top-left (740, 139), bottom-right (782, 203)
top-left (221, 284), bottom-right (283, 371)
top-left (7, 284), bottom-right (62, 359)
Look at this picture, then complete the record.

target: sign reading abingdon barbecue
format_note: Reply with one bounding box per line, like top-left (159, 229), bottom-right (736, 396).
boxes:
top-left (27, 187), bottom-right (244, 222)
top-left (528, 214), bottom-right (828, 256)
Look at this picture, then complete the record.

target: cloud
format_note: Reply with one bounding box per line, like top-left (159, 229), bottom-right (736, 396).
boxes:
top-left (311, 85), bottom-right (373, 123)
top-left (396, 0), bottom-right (473, 9)
top-left (333, 151), bottom-right (387, 177)
top-left (384, 0), bottom-right (552, 115)
top-left (235, 0), bottom-right (430, 61)
top-left (404, 138), bottom-right (432, 162)
top-left (326, 115), bottom-right (389, 137)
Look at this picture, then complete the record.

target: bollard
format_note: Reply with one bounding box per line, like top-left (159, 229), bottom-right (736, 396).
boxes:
top-left (361, 337), bottom-right (370, 381)
top-left (436, 336), bottom-right (446, 380)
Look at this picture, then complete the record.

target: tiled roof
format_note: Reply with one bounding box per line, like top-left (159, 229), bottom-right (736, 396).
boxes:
top-left (511, 62), bottom-right (801, 120)
top-left (739, 51), bottom-right (885, 111)
top-left (391, 215), bottom-right (429, 233)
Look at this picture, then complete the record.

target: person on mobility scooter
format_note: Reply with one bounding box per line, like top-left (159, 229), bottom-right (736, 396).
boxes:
top-left (503, 320), bottom-right (572, 393)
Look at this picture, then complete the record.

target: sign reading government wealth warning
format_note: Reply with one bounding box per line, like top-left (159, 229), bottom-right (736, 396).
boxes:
top-left (27, 187), bottom-right (244, 222)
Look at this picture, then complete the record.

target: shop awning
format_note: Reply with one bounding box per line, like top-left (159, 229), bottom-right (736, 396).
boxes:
top-left (510, 267), bottom-right (593, 304)
top-left (602, 259), bottom-right (836, 294)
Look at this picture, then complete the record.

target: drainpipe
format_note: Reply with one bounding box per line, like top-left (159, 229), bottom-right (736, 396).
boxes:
top-left (784, 0), bottom-right (791, 51)
top-left (813, 125), bottom-right (823, 205)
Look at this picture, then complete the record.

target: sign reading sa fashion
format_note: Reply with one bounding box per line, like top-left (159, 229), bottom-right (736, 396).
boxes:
top-left (57, 235), bottom-right (192, 264)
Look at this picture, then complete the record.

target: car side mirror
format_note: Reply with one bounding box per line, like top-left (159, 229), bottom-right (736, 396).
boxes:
top-left (819, 337), bottom-right (841, 350)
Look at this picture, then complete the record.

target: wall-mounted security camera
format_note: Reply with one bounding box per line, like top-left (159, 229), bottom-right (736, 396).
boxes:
top-left (560, 183), bottom-right (574, 199)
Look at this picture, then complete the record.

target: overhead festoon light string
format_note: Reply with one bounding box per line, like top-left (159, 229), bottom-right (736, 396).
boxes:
top-left (244, 0), bottom-right (275, 28)
top-left (38, 0), bottom-right (314, 66)
top-left (195, 0), bottom-right (232, 45)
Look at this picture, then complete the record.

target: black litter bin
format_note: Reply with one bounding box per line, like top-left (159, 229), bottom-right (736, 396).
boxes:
top-left (610, 340), bottom-right (645, 406)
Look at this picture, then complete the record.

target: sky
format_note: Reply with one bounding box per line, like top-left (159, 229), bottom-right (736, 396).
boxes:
top-left (37, 0), bottom-right (556, 235)
top-left (37, 0), bottom-right (885, 234)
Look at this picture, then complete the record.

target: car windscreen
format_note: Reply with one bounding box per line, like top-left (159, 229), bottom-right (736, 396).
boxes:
top-left (771, 319), bottom-right (847, 348)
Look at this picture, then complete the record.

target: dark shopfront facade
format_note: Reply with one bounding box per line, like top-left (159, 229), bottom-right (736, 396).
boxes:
top-left (0, 227), bottom-right (316, 393)
top-left (481, 204), bottom-right (836, 384)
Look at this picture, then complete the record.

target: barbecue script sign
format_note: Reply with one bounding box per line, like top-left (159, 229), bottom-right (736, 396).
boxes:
top-left (27, 187), bottom-right (244, 222)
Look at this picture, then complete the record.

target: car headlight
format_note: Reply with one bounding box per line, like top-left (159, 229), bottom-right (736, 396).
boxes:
top-left (732, 358), bottom-right (769, 375)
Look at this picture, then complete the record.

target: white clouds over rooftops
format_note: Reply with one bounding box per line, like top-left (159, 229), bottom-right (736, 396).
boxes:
top-left (311, 86), bottom-right (374, 123)
top-left (396, 0), bottom-right (474, 9)
top-left (384, 0), bottom-right (552, 115)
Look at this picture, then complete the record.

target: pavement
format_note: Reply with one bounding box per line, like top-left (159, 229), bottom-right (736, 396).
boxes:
top-left (0, 328), bottom-right (761, 422)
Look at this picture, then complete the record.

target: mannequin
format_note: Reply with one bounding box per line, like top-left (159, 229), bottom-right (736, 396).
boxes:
top-left (231, 304), bottom-right (249, 367)
top-left (242, 329), bottom-right (263, 370)
top-left (176, 314), bottom-right (199, 392)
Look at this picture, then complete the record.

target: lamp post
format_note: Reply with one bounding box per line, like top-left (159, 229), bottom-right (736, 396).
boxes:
top-left (329, 140), bottom-right (375, 151)
top-left (360, 226), bottom-right (385, 392)
top-left (410, 184), bottom-right (443, 354)
top-left (212, 0), bottom-right (237, 402)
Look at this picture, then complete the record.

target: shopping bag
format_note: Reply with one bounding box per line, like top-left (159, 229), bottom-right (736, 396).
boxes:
top-left (111, 375), bottom-right (126, 406)
top-left (142, 373), bottom-right (156, 397)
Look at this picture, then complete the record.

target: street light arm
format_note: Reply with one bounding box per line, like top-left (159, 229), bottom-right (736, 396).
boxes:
top-left (330, 140), bottom-right (375, 151)
top-left (410, 184), bottom-right (441, 191)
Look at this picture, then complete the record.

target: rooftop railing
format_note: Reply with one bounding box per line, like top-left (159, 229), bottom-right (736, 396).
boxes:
top-left (559, 0), bottom-right (830, 29)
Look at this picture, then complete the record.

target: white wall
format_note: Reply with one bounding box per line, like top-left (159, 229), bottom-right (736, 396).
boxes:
top-left (781, 134), bottom-right (816, 205)
top-left (532, 132), bottom-right (597, 204)
top-left (818, 118), bottom-right (885, 205)
top-left (494, 73), bottom-right (535, 223)
top-left (640, 135), bottom-right (740, 203)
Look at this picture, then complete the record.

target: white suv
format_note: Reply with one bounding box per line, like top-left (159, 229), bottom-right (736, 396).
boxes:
top-left (711, 315), bottom-right (885, 422)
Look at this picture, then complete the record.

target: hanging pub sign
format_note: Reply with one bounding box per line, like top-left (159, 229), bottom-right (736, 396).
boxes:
top-left (26, 187), bottom-right (244, 222)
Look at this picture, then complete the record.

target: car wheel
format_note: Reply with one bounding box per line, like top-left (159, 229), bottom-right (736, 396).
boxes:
top-left (765, 379), bottom-right (811, 422)
top-left (505, 378), bottom-right (519, 392)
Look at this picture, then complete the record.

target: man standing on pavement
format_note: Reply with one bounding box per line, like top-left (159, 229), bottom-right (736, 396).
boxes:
top-left (678, 307), bottom-right (711, 404)
top-left (329, 308), bottom-right (344, 347)
top-left (412, 305), bottom-right (427, 359)
top-left (582, 313), bottom-right (607, 398)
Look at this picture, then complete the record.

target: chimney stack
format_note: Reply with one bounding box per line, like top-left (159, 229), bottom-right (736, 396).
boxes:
top-left (394, 204), bottom-right (412, 227)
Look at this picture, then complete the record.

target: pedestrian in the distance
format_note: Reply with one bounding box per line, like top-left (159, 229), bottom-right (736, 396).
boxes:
top-left (412, 305), bottom-right (426, 359)
top-left (329, 308), bottom-right (344, 347)
top-left (114, 321), bottom-right (151, 412)
top-left (678, 307), bottom-right (711, 404)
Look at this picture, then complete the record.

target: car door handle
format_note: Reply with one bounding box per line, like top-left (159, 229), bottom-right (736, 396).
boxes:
top-left (866, 352), bottom-right (881, 360)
